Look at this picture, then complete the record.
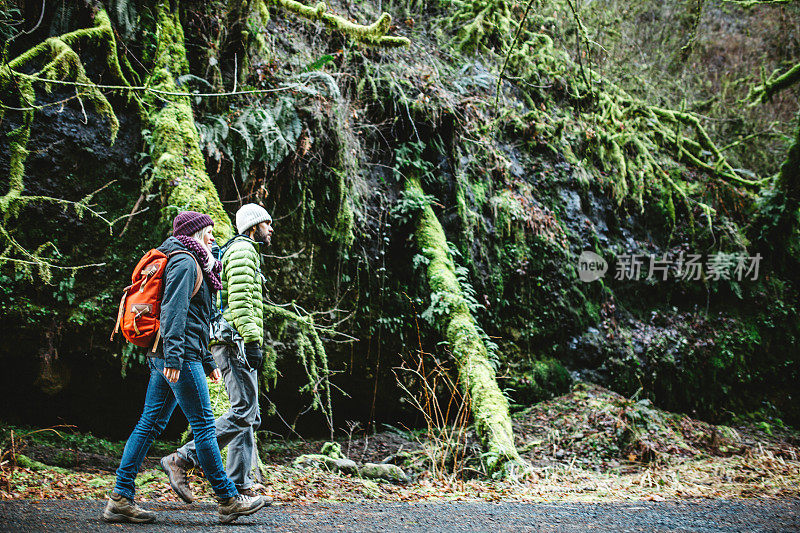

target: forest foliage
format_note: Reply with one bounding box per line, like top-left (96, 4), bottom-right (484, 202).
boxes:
top-left (0, 0), bottom-right (798, 477)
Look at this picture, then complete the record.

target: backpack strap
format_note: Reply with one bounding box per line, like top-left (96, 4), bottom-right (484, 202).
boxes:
top-left (219, 234), bottom-right (248, 261)
top-left (110, 284), bottom-right (132, 342)
top-left (151, 250), bottom-right (204, 353)
top-left (168, 250), bottom-right (204, 298)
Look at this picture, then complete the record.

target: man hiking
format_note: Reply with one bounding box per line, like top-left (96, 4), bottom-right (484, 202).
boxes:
top-left (161, 204), bottom-right (273, 502)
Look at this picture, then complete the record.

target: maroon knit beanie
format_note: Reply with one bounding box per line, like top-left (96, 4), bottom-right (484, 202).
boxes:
top-left (172, 211), bottom-right (214, 237)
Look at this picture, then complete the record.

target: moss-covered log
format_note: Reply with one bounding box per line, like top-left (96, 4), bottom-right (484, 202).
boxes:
top-left (405, 176), bottom-right (529, 477)
top-left (275, 0), bottom-right (410, 47)
top-left (144, 1), bottom-right (234, 241)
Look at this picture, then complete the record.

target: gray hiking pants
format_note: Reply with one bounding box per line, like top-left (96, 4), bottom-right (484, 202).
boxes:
top-left (177, 343), bottom-right (260, 490)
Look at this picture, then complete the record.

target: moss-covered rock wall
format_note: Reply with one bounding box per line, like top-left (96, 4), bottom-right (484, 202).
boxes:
top-left (0, 0), bottom-right (798, 443)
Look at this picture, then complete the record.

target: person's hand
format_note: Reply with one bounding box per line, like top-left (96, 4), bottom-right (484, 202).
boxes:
top-left (209, 368), bottom-right (222, 383)
top-left (244, 342), bottom-right (263, 368)
top-left (163, 367), bottom-right (180, 383)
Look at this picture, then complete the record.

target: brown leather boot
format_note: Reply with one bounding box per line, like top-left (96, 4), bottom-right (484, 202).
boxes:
top-left (101, 492), bottom-right (156, 523)
top-left (216, 493), bottom-right (266, 524)
top-left (160, 452), bottom-right (195, 503)
top-left (238, 486), bottom-right (273, 504)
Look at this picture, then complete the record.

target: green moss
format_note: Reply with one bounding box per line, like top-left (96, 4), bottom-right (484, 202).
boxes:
top-left (0, 8), bottom-right (129, 279)
top-left (0, 6), bottom-right (126, 218)
top-left (406, 176), bottom-right (528, 476)
top-left (144, 2), bottom-right (234, 240)
top-left (490, 189), bottom-right (527, 243)
top-left (5, 9), bottom-right (126, 142)
top-left (320, 441), bottom-right (345, 459)
top-left (274, 0), bottom-right (409, 47)
top-left (15, 454), bottom-right (71, 474)
top-left (755, 120), bottom-right (800, 263)
top-left (1, 126), bottom-right (31, 216)
top-left (263, 304), bottom-right (332, 426)
top-left (508, 358), bottom-right (572, 406)
top-left (331, 170), bottom-right (355, 248)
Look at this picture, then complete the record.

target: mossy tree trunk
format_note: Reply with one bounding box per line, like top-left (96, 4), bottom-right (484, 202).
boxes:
top-left (153, 1), bottom-right (338, 473)
top-left (405, 176), bottom-right (529, 477)
top-left (147, 0), bottom-right (240, 453)
top-left (145, 1), bottom-right (234, 242)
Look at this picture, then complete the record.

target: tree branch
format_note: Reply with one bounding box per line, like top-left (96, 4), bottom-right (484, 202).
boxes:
top-left (747, 62), bottom-right (800, 104)
top-left (275, 0), bottom-right (410, 47)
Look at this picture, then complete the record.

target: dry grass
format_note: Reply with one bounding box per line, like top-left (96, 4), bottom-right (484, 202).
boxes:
top-left (3, 449), bottom-right (797, 503)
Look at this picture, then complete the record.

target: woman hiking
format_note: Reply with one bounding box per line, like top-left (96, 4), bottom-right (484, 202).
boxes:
top-left (103, 211), bottom-right (267, 524)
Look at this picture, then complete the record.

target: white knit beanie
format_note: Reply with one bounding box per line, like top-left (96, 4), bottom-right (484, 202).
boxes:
top-left (236, 203), bottom-right (272, 235)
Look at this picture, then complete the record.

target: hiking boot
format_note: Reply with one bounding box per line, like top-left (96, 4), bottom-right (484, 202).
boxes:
top-left (160, 452), bottom-right (194, 503)
top-left (101, 492), bottom-right (156, 523)
top-left (239, 486), bottom-right (273, 504)
top-left (217, 493), bottom-right (267, 523)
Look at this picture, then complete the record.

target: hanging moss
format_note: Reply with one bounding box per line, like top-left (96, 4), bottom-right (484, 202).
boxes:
top-left (450, 0), bottom-right (765, 219)
top-left (1, 8), bottom-right (126, 207)
top-left (405, 176), bottom-right (530, 477)
top-left (1, 125), bottom-right (31, 217)
top-left (329, 106), bottom-right (360, 248)
top-left (3, 8), bottom-right (129, 140)
top-left (263, 304), bottom-right (333, 429)
top-left (490, 189), bottom-right (528, 243)
top-left (0, 8), bottom-right (129, 277)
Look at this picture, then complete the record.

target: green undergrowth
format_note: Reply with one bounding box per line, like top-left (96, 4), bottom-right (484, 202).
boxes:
top-left (512, 382), bottom-right (800, 468)
top-left (5, 383), bottom-right (800, 501)
top-left (0, 423), bottom-right (179, 460)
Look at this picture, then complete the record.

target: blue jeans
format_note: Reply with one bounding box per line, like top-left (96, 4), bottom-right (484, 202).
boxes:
top-left (114, 357), bottom-right (238, 500)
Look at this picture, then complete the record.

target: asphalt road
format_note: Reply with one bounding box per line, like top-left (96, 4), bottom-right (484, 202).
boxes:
top-left (1, 499), bottom-right (799, 532)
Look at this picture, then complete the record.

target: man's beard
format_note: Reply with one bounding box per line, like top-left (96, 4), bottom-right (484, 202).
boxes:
top-left (253, 225), bottom-right (271, 244)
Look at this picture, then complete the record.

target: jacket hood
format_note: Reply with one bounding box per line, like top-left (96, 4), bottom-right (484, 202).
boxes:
top-left (157, 236), bottom-right (187, 255)
top-left (157, 236), bottom-right (204, 265)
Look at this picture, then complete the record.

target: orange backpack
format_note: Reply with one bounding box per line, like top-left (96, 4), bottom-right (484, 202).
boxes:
top-left (111, 249), bottom-right (203, 352)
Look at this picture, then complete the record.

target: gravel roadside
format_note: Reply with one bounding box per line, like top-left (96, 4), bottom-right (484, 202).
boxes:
top-left (1, 498), bottom-right (799, 532)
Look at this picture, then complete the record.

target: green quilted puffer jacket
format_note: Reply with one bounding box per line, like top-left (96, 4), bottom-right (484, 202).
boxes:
top-left (220, 236), bottom-right (264, 344)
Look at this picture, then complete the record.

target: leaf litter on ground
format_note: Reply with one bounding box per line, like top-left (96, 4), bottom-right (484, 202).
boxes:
top-left (1, 383), bottom-right (798, 502)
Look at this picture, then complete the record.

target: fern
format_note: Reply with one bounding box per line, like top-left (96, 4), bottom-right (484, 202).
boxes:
top-left (108, 0), bottom-right (138, 41)
top-left (198, 97), bottom-right (303, 182)
top-left (0, 3), bottom-right (20, 45)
